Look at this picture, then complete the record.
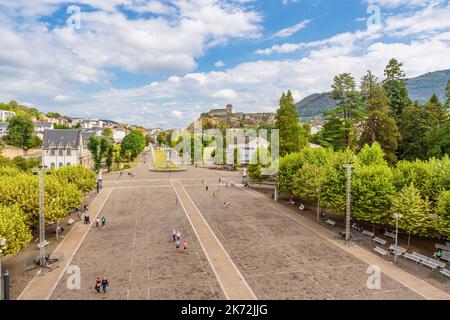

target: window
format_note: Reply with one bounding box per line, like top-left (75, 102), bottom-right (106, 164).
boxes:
top-left (59, 163), bottom-right (63, 168)
top-left (51, 148), bottom-right (56, 156)
top-left (51, 163), bottom-right (55, 169)
top-left (66, 162), bottom-right (71, 167)
top-left (59, 148), bottom-right (64, 156)
top-left (67, 148), bottom-right (71, 156)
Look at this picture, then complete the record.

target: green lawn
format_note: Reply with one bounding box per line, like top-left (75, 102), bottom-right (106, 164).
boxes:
top-left (153, 148), bottom-right (177, 168)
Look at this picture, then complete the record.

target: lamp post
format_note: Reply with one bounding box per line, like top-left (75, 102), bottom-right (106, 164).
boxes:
top-left (0, 237), bottom-right (6, 301)
top-left (343, 164), bottom-right (353, 245)
top-left (316, 187), bottom-right (321, 223)
top-left (32, 165), bottom-right (51, 270)
top-left (393, 212), bottom-right (403, 264)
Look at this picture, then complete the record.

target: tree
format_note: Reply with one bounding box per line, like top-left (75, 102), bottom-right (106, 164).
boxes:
top-left (292, 163), bottom-right (326, 203)
top-left (88, 136), bottom-right (113, 171)
top-left (437, 190), bottom-right (450, 238)
top-left (323, 73), bottom-right (365, 150)
top-left (445, 80), bottom-right (450, 108)
top-left (102, 128), bottom-right (114, 142)
top-left (145, 134), bottom-right (151, 146)
top-left (382, 58), bottom-right (411, 119)
top-left (248, 147), bottom-right (272, 186)
top-left (359, 71), bottom-right (400, 163)
top-left (5, 115), bottom-right (37, 149)
top-left (275, 90), bottom-right (307, 156)
top-left (53, 165), bottom-right (96, 194)
top-left (391, 184), bottom-right (436, 247)
top-left (0, 205), bottom-right (32, 256)
top-left (120, 130), bottom-right (145, 160)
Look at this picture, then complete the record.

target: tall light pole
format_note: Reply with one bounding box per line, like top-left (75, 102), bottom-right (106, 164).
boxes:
top-left (316, 187), bottom-right (321, 223)
top-left (343, 164), bottom-right (353, 245)
top-left (393, 212), bottom-right (403, 264)
top-left (33, 165), bottom-right (51, 270)
top-left (0, 237), bottom-right (6, 301)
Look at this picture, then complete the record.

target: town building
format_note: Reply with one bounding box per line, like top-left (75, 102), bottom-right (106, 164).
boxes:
top-left (0, 122), bottom-right (9, 137)
top-left (224, 136), bottom-right (270, 165)
top-left (42, 129), bottom-right (94, 169)
top-left (34, 121), bottom-right (54, 140)
top-left (0, 110), bottom-right (16, 121)
top-left (112, 129), bottom-right (126, 143)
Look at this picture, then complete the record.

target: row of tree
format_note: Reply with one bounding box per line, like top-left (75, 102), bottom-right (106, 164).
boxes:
top-left (275, 143), bottom-right (450, 243)
top-left (0, 164), bottom-right (96, 256)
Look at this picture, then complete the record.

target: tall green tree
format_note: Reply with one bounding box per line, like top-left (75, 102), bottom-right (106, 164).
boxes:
top-left (322, 73), bottom-right (365, 150)
top-left (0, 205), bottom-right (32, 256)
top-left (437, 190), bottom-right (450, 238)
top-left (382, 58), bottom-right (411, 119)
top-left (88, 136), bottom-right (112, 171)
top-left (445, 80), bottom-right (450, 108)
top-left (359, 71), bottom-right (400, 163)
top-left (5, 115), bottom-right (38, 150)
top-left (120, 130), bottom-right (145, 160)
top-left (275, 90), bottom-right (307, 156)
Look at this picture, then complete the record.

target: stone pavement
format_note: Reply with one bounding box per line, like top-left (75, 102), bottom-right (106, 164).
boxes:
top-left (171, 179), bottom-right (257, 300)
top-left (17, 188), bottom-right (113, 300)
top-left (244, 188), bottom-right (450, 300)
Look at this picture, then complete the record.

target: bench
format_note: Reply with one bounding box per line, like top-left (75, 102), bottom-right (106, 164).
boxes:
top-left (413, 252), bottom-right (430, 262)
top-left (374, 246), bottom-right (388, 256)
top-left (404, 253), bottom-right (421, 263)
top-left (372, 237), bottom-right (387, 245)
top-left (384, 232), bottom-right (396, 239)
top-left (440, 253), bottom-right (450, 262)
top-left (392, 245), bottom-right (407, 257)
top-left (421, 259), bottom-right (439, 270)
top-left (428, 259), bottom-right (446, 269)
top-left (361, 230), bottom-right (375, 238)
top-left (325, 219), bottom-right (336, 226)
top-left (440, 269), bottom-right (450, 278)
top-left (435, 244), bottom-right (450, 252)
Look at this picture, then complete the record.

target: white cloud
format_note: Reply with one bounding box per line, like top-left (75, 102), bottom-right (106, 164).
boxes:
top-left (171, 110), bottom-right (184, 119)
top-left (214, 60), bottom-right (226, 67)
top-left (271, 20), bottom-right (312, 39)
top-left (211, 89), bottom-right (238, 99)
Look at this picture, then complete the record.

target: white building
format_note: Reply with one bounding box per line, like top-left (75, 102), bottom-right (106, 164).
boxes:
top-left (0, 122), bottom-right (9, 137)
top-left (112, 129), bottom-right (126, 143)
top-left (0, 110), bottom-right (16, 121)
top-left (34, 121), bottom-right (54, 140)
top-left (224, 136), bottom-right (270, 165)
top-left (42, 129), bottom-right (94, 169)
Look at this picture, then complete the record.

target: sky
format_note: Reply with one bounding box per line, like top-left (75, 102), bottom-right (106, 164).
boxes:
top-left (0, 0), bottom-right (449, 129)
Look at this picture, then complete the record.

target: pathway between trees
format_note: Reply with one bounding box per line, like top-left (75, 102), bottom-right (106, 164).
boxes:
top-left (17, 188), bottom-right (113, 300)
top-left (171, 179), bottom-right (257, 300)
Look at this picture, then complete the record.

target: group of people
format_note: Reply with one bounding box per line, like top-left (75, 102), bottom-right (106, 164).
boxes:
top-left (94, 276), bottom-right (109, 294)
top-left (172, 229), bottom-right (189, 253)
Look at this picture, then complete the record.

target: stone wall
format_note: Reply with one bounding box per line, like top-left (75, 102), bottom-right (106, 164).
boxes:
top-left (0, 145), bottom-right (42, 159)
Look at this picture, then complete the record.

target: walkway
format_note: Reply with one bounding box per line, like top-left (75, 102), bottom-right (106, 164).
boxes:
top-left (244, 188), bottom-right (450, 300)
top-left (171, 179), bottom-right (257, 300)
top-left (17, 188), bottom-right (113, 300)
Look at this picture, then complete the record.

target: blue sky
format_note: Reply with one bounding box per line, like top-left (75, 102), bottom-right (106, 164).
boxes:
top-left (0, 0), bottom-right (449, 128)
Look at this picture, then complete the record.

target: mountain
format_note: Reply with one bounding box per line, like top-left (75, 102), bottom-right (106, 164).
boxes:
top-left (296, 69), bottom-right (450, 120)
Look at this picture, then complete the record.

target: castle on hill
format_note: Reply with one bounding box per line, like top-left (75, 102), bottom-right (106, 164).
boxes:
top-left (199, 104), bottom-right (275, 127)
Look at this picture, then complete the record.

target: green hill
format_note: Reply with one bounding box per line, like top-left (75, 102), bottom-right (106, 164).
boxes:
top-left (296, 69), bottom-right (450, 120)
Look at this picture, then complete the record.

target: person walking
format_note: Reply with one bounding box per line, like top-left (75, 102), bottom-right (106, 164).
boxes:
top-left (176, 197), bottom-right (179, 206)
top-left (172, 229), bottom-right (177, 242)
top-left (183, 241), bottom-right (189, 253)
top-left (86, 214), bottom-right (90, 224)
top-left (95, 217), bottom-right (100, 228)
top-left (176, 230), bottom-right (181, 241)
top-left (101, 277), bottom-right (109, 294)
top-left (206, 185), bottom-right (209, 191)
top-left (95, 277), bottom-right (102, 294)
top-left (101, 216), bottom-right (106, 227)
top-left (175, 239), bottom-right (181, 252)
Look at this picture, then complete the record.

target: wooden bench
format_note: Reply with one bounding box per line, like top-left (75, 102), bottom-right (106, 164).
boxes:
top-left (392, 245), bottom-right (407, 257)
top-left (361, 230), bottom-right (375, 238)
top-left (372, 237), bottom-right (387, 246)
top-left (384, 232), bottom-right (396, 239)
top-left (373, 246), bottom-right (388, 256)
top-left (440, 268), bottom-right (450, 278)
top-left (428, 258), bottom-right (446, 269)
top-left (413, 252), bottom-right (430, 261)
top-left (325, 219), bottom-right (336, 226)
top-left (421, 259), bottom-right (439, 270)
top-left (440, 253), bottom-right (450, 262)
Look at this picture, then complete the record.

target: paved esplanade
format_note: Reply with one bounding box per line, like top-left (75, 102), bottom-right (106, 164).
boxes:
top-left (18, 160), bottom-right (449, 300)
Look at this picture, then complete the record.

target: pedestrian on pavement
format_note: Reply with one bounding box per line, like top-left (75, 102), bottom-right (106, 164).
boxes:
top-left (95, 277), bottom-right (102, 294)
top-left (206, 185), bottom-right (209, 191)
top-left (95, 217), bottom-right (100, 228)
top-left (172, 229), bottom-right (177, 242)
top-left (101, 277), bottom-right (109, 294)
top-left (86, 214), bottom-right (90, 224)
top-left (175, 239), bottom-right (181, 251)
top-left (176, 230), bottom-right (181, 241)
top-left (183, 241), bottom-right (189, 253)
top-left (219, 178), bottom-right (221, 183)
top-left (101, 216), bottom-right (106, 226)
top-left (176, 197), bottom-right (179, 205)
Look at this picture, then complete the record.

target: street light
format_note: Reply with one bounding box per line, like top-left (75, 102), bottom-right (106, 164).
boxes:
top-left (343, 164), bottom-right (353, 245)
top-left (32, 165), bottom-right (51, 270)
top-left (393, 212), bottom-right (403, 264)
top-left (0, 237), bottom-right (6, 300)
